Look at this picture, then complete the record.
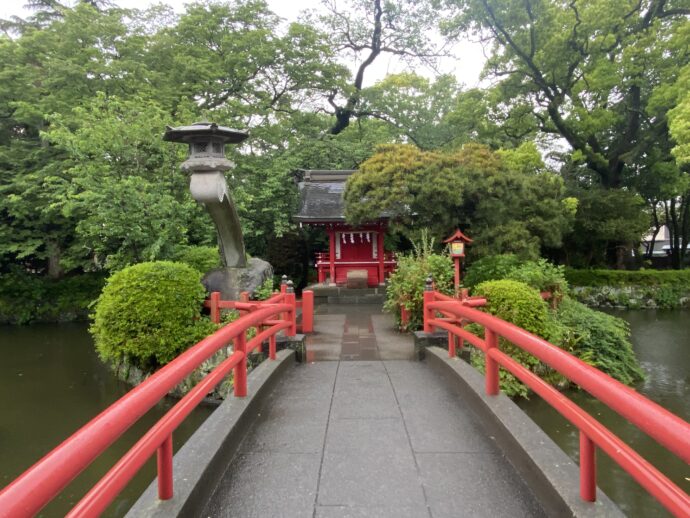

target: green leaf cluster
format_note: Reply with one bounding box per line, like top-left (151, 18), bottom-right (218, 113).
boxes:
top-left (90, 261), bottom-right (217, 372)
top-left (345, 143), bottom-right (574, 259)
top-left (172, 245), bottom-right (222, 275)
top-left (384, 233), bottom-right (454, 331)
top-left (459, 266), bottom-right (644, 396)
top-left (470, 280), bottom-right (556, 398)
top-left (554, 298), bottom-right (645, 386)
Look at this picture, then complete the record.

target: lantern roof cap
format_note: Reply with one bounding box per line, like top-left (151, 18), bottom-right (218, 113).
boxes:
top-left (163, 121), bottom-right (248, 144)
top-left (443, 228), bottom-right (473, 244)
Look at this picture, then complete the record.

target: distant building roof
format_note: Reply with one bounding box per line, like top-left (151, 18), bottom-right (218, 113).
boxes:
top-left (293, 169), bottom-right (389, 224)
top-left (293, 170), bottom-right (354, 222)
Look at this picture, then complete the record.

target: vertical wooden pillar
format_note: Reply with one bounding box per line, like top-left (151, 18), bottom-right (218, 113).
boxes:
top-left (209, 291), bottom-right (220, 324)
top-left (377, 229), bottom-right (385, 285)
top-left (328, 229), bottom-right (336, 285)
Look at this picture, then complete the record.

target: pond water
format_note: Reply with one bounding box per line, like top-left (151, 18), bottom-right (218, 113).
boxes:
top-left (0, 323), bottom-right (214, 517)
top-left (518, 309), bottom-right (690, 517)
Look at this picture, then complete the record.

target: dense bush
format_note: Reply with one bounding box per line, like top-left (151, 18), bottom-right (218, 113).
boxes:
top-left (473, 280), bottom-right (550, 336)
top-left (0, 269), bottom-right (105, 324)
top-left (172, 245), bottom-right (221, 274)
top-left (90, 261), bottom-right (217, 372)
top-left (385, 243), bottom-right (454, 331)
top-left (463, 254), bottom-right (523, 288)
top-left (565, 268), bottom-right (690, 287)
top-left (464, 255), bottom-right (567, 298)
top-left (252, 278), bottom-right (276, 300)
top-left (506, 260), bottom-right (568, 298)
top-left (466, 279), bottom-right (644, 396)
top-left (554, 298), bottom-right (645, 385)
top-left (470, 280), bottom-right (560, 397)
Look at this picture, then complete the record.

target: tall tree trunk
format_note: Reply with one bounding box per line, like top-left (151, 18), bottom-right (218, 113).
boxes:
top-left (46, 239), bottom-right (63, 279)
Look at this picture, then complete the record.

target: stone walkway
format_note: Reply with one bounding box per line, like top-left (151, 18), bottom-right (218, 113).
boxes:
top-left (202, 305), bottom-right (545, 517)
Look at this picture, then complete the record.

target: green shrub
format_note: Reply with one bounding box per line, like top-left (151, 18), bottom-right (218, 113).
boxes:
top-left (565, 268), bottom-right (690, 287)
top-left (172, 245), bottom-right (221, 274)
top-left (90, 261), bottom-right (217, 372)
top-left (473, 280), bottom-right (550, 337)
top-left (384, 252), bottom-right (454, 331)
top-left (252, 277), bottom-right (275, 301)
top-left (506, 259), bottom-right (568, 298)
top-left (463, 254), bottom-right (523, 288)
top-left (555, 298), bottom-right (644, 385)
top-left (470, 280), bottom-right (567, 397)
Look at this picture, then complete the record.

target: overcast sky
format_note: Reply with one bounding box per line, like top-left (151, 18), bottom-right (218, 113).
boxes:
top-left (0, 0), bottom-right (487, 87)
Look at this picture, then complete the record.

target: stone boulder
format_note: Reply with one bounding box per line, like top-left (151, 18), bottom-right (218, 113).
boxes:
top-left (203, 257), bottom-right (273, 300)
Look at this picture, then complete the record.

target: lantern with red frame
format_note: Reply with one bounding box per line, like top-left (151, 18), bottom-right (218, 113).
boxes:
top-left (443, 229), bottom-right (473, 290)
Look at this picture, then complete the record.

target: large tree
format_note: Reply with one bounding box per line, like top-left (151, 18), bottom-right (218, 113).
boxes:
top-left (309, 0), bottom-right (447, 134)
top-left (442, 0), bottom-right (690, 266)
top-left (344, 143), bottom-right (575, 259)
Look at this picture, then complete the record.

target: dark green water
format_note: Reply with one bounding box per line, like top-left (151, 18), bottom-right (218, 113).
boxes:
top-left (518, 310), bottom-right (690, 517)
top-left (0, 323), bottom-right (214, 517)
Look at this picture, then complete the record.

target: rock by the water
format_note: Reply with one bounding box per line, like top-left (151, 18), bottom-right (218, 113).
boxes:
top-left (202, 257), bottom-right (273, 300)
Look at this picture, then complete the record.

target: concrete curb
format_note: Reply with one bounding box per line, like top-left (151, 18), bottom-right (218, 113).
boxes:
top-left (126, 349), bottom-right (296, 518)
top-left (425, 346), bottom-right (624, 518)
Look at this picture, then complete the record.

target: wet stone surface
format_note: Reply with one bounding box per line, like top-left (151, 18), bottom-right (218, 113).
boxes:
top-left (202, 304), bottom-right (545, 517)
top-left (305, 303), bottom-right (414, 362)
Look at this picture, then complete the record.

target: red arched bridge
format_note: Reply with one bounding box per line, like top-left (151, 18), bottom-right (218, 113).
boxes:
top-left (1, 281), bottom-right (688, 517)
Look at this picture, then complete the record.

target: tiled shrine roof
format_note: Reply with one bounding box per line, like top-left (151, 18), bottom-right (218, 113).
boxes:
top-left (293, 170), bottom-right (355, 222)
top-left (293, 169), bottom-right (388, 223)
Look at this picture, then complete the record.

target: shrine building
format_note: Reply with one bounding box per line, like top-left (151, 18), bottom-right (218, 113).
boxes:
top-left (294, 170), bottom-right (396, 287)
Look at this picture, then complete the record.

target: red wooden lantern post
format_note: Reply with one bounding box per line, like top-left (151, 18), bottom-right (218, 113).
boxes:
top-left (443, 229), bottom-right (473, 291)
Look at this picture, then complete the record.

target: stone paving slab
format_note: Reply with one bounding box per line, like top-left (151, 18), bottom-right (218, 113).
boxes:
top-left (203, 358), bottom-right (545, 517)
top-left (306, 304), bottom-right (413, 361)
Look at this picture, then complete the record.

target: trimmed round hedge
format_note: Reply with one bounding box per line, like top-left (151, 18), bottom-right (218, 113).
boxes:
top-left (471, 279), bottom-right (553, 397)
top-left (90, 261), bottom-right (216, 372)
top-left (474, 279), bottom-right (549, 337)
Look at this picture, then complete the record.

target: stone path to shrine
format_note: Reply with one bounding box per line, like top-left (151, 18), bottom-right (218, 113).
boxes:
top-left (202, 304), bottom-right (546, 517)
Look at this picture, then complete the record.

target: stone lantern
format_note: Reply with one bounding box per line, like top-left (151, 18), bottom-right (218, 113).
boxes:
top-left (164, 122), bottom-right (248, 268)
top-left (164, 121), bottom-right (272, 299)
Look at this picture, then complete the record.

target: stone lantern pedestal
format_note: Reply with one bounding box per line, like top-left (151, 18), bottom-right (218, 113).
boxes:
top-left (164, 122), bottom-right (272, 300)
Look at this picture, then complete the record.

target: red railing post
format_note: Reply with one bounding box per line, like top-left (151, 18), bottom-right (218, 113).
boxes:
top-left (580, 431), bottom-right (597, 502)
top-left (157, 434), bottom-right (173, 500)
top-left (240, 291), bottom-right (250, 303)
top-left (234, 331), bottom-right (247, 397)
top-left (448, 332), bottom-right (456, 358)
top-left (485, 328), bottom-right (499, 396)
top-left (301, 290), bottom-right (314, 333)
top-left (209, 291), bottom-right (221, 324)
top-left (400, 304), bottom-right (409, 329)
top-left (423, 275), bottom-right (434, 333)
top-left (269, 334), bottom-right (277, 360)
top-left (285, 280), bottom-right (297, 337)
top-left (280, 274), bottom-right (288, 294)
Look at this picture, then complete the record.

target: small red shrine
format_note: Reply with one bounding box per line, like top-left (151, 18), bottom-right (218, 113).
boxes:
top-left (294, 170), bottom-right (396, 286)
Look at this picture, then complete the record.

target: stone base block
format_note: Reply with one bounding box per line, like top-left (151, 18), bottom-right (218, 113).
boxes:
top-left (346, 269), bottom-right (369, 289)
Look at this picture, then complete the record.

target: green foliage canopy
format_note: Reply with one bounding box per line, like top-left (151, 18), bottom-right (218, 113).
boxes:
top-left (345, 143), bottom-right (574, 259)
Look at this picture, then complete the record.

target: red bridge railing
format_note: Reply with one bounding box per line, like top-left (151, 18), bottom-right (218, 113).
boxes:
top-left (423, 280), bottom-right (690, 517)
top-left (0, 281), bottom-right (307, 517)
top-left (204, 279), bottom-right (314, 335)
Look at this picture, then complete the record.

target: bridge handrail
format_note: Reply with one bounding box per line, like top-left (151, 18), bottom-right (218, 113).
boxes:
top-left (0, 301), bottom-right (295, 518)
top-left (424, 290), bottom-right (690, 517)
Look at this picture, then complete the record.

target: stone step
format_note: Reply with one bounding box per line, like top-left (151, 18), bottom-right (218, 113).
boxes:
top-left (325, 294), bottom-right (386, 305)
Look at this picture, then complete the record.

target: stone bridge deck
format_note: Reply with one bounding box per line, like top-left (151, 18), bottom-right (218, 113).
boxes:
top-left (202, 304), bottom-right (546, 517)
